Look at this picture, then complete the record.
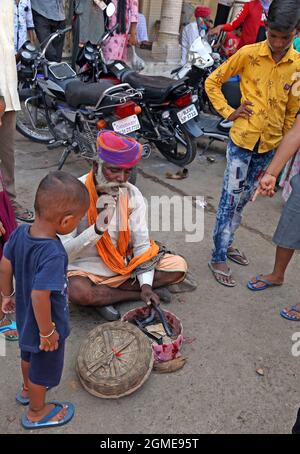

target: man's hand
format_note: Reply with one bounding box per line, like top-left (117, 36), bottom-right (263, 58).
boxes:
top-left (96, 195), bottom-right (116, 233)
top-left (227, 101), bottom-right (254, 121)
top-left (140, 285), bottom-right (160, 307)
top-left (0, 97), bottom-right (6, 127)
top-left (208, 25), bottom-right (223, 36)
top-left (1, 296), bottom-right (16, 315)
top-left (0, 222), bottom-right (6, 237)
top-left (39, 329), bottom-right (59, 352)
top-left (252, 173), bottom-right (277, 202)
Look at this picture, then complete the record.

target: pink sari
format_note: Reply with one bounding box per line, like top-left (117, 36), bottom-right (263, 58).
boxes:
top-left (0, 172), bottom-right (17, 258)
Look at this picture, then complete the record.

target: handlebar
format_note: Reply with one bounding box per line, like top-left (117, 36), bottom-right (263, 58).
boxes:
top-left (97, 23), bottom-right (119, 45)
top-left (43, 62), bottom-right (49, 80)
top-left (40, 26), bottom-right (72, 58)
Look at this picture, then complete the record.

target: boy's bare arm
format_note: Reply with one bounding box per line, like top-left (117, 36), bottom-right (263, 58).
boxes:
top-left (0, 257), bottom-right (15, 314)
top-left (0, 256), bottom-right (14, 296)
top-left (32, 290), bottom-right (59, 351)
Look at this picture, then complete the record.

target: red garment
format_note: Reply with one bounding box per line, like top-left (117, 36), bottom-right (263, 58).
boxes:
top-left (0, 187), bottom-right (17, 259)
top-left (222, 31), bottom-right (241, 57)
top-left (222, 0), bottom-right (266, 49)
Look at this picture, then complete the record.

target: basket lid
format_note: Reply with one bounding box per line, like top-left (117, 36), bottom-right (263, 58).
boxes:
top-left (76, 321), bottom-right (154, 399)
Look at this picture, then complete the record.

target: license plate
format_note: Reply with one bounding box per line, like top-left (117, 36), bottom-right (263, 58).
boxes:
top-left (112, 114), bottom-right (140, 135)
top-left (177, 104), bottom-right (198, 124)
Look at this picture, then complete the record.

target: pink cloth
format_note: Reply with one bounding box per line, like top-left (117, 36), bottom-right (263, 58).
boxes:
top-left (102, 0), bottom-right (139, 62)
top-left (279, 149), bottom-right (300, 201)
top-left (0, 173), bottom-right (17, 259)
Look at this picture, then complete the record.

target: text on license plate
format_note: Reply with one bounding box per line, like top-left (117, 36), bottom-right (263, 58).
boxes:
top-left (177, 104), bottom-right (198, 124)
top-left (112, 114), bottom-right (141, 134)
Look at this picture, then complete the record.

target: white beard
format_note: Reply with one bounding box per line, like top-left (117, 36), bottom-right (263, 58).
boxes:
top-left (95, 161), bottom-right (130, 197)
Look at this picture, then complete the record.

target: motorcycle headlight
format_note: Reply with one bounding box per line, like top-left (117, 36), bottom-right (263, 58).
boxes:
top-left (20, 50), bottom-right (33, 62)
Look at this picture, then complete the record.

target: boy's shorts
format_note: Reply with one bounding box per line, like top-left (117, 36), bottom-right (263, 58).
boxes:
top-left (21, 341), bottom-right (65, 388)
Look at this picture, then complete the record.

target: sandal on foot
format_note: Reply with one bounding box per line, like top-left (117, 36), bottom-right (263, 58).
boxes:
top-left (0, 318), bottom-right (18, 341)
top-left (16, 385), bottom-right (29, 406)
top-left (15, 209), bottom-right (35, 223)
top-left (227, 248), bottom-right (249, 266)
top-left (247, 275), bottom-right (282, 292)
top-left (21, 401), bottom-right (75, 430)
top-left (208, 262), bottom-right (236, 287)
top-left (280, 305), bottom-right (300, 321)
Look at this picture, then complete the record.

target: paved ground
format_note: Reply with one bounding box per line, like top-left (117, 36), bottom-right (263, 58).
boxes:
top-left (1, 133), bottom-right (300, 434)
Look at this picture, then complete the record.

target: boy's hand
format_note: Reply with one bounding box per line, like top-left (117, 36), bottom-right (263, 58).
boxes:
top-left (228, 101), bottom-right (254, 121)
top-left (1, 296), bottom-right (16, 314)
top-left (252, 173), bottom-right (277, 202)
top-left (0, 97), bottom-right (6, 127)
top-left (0, 221), bottom-right (6, 237)
top-left (208, 25), bottom-right (223, 36)
top-left (39, 329), bottom-right (59, 352)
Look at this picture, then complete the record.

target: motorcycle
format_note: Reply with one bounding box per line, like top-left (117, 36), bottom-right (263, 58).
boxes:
top-left (77, 41), bottom-right (203, 167)
top-left (17, 28), bottom-right (144, 177)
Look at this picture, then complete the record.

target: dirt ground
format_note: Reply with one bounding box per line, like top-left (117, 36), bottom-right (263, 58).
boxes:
top-left (0, 134), bottom-right (300, 434)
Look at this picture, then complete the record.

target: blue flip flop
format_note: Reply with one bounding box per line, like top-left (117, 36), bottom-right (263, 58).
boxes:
top-left (247, 275), bottom-right (282, 292)
top-left (0, 319), bottom-right (18, 341)
top-left (280, 305), bottom-right (300, 321)
top-left (16, 389), bottom-right (29, 406)
top-left (21, 401), bottom-right (75, 430)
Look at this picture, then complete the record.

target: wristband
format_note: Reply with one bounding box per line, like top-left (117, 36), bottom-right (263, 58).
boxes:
top-left (1, 289), bottom-right (15, 298)
top-left (39, 322), bottom-right (56, 339)
top-left (94, 223), bottom-right (105, 236)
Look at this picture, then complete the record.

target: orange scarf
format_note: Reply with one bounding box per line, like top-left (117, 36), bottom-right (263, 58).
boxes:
top-left (85, 171), bottom-right (159, 275)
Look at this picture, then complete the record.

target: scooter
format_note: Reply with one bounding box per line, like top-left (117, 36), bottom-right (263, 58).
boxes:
top-left (172, 33), bottom-right (242, 152)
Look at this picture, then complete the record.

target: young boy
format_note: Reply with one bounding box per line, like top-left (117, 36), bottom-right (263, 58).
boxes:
top-left (0, 171), bottom-right (90, 429)
top-left (205, 0), bottom-right (300, 287)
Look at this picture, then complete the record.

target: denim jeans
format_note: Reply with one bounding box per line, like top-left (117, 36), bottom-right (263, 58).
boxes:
top-left (211, 139), bottom-right (275, 263)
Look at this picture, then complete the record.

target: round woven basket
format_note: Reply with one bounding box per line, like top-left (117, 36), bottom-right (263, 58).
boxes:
top-left (76, 321), bottom-right (154, 399)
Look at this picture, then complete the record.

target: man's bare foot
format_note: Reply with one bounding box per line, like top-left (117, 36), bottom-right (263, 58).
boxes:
top-left (249, 274), bottom-right (283, 290)
top-left (209, 262), bottom-right (236, 287)
top-left (27, 403), bottom-right (68, 423)
top-left (0, 316), bottom-right (18, 339)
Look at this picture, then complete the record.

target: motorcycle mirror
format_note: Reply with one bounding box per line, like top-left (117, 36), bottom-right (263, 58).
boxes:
top-left (106, 2), bottom-right (116, 17)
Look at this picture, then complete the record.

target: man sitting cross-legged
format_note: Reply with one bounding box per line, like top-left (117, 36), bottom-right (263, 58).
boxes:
top-left (61, 131), bottom-right (188, 321)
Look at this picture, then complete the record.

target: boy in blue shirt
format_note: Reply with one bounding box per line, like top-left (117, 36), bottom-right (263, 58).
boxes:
top-left (0, 171), bottom-right (90, 429)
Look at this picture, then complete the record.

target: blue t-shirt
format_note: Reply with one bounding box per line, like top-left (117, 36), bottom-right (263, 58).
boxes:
top-left (4, 224), bottom-right (70, 353)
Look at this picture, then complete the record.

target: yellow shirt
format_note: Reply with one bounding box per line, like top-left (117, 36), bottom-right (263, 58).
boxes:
top-left (205, 41), bottom-right (300, 153)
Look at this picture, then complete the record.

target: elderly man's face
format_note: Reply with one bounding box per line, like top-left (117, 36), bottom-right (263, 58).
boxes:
top-left (93, 161), bottom-right (133, 196)
top-left (102, 163), bottom-right (133, 184)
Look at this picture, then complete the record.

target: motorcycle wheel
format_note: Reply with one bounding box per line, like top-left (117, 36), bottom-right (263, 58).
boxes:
top-left (155, 122), bottom-right (197, 167)
top-left (16, 81), bottom-right (54, 143)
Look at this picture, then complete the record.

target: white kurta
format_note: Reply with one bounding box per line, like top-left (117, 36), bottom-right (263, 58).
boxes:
top-left (61, 177), bottom-right (155, 288)
top-left (0, 0), bottom-right (20, 111)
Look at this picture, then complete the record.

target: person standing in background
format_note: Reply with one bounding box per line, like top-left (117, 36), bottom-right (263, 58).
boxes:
top-left (102, 0), bottom-right (139, 63)
top-left (71, 0), bottom-right (105, 69)
top-left (14, 0), bottom-right (35, 53)
top-left (31, 0), bottom-right (66, 62)
top-left (0, 1), bottom-right (34, 223)
top-left (209, 0), bottom-right (271, 49)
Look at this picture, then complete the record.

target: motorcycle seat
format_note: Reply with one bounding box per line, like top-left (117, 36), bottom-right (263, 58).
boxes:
top-left (65, 80), bottom-right (115, 108)
top-left (121, 71), bottom-right (187, 103)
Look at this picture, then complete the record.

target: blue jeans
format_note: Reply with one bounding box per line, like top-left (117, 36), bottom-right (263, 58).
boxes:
top-left (211, 140), bottom-right (275, 263)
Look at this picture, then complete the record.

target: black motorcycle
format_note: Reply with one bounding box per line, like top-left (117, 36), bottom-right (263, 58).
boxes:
top-left (17, 28), bottom-right (144, 175)
top-left (76, 38), bottom-right (202, 167)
